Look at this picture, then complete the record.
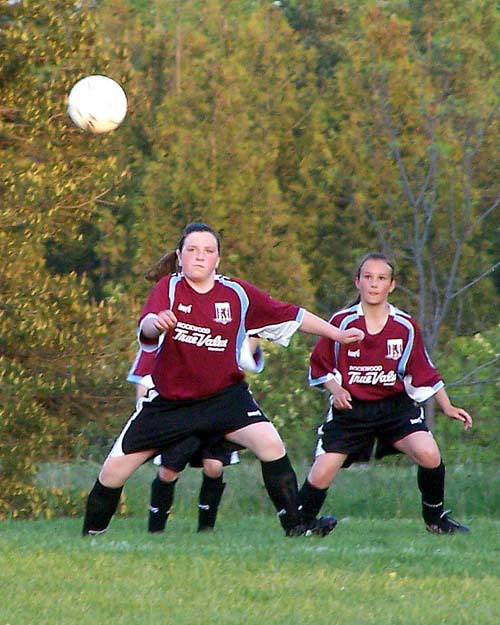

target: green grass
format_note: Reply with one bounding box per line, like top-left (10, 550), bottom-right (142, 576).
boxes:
top-left (1, 515), bottom-right (499, 625)
top-left (34, 457), bottom-right (500, 520)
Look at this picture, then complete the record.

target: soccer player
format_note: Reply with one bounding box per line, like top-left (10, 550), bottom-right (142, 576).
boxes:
top-left (82, 222), bottom-right (364, 537)
top-left (299, 253), bottom-right (472, 534)
top-left (127, 338), bottom-right (263, 533)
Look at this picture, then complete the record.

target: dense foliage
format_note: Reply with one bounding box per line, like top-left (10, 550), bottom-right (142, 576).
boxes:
top-left (1, 0), bottom-right (498, 517)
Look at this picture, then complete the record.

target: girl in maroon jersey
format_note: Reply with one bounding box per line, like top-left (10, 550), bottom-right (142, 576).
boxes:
top-left (82, 222), bottom-right (364, 537)
top-left (128, 337), bottom-right (261, 533)
top-left (299, 253), bottom-right (472, 534)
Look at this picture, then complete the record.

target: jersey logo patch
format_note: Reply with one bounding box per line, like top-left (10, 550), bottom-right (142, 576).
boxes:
top-left (178, 303), bottom-right (192, 313)
top-left (214, 302), bottom-right (232, 324)
top-left (386, 339), bottom-right (403, 360)
top-left (347, 348), bottom-right (360, 358)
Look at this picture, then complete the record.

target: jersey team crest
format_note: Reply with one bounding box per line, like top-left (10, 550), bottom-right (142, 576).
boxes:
top-left (386, 338), bottom-right (403, 360)
top-left (214, 302), bottom-right (232, 324)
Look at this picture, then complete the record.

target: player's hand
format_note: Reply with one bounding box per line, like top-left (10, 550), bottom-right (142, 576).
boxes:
top-left (444, 405), bottom-right (473, 430)
top-left (332, 388), bottom-right (353, 410)
top-left (338, 328), bottom-right (365, 345)
top-left (154, 309), bottom-right (178, 332)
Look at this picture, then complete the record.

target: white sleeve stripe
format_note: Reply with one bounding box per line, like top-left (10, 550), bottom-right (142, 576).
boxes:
top-left (393, 314), bottom-right (415, 377)
top-left (249, 319), bottom-right (301, 346)
top-left (126, 372), bottom-right (143, 384)
top-left (138, 314), bottom-right (162, 351)
top-left (169, 274), bottom-right (181, 307)
top-left (403, 376), bottom-right (444, 403)
top-left (308, 370), bottom-right (335, 387)
top-left (126, 348), bottom-right (143, 382)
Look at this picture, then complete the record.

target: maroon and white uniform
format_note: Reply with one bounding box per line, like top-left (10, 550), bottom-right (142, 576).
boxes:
top-left (127, 335), bottom-right (264, 389)
top-left (108, 273), bottom-right (304, 458)
top-left (308, 303), bottom-right (444, 465)
top-left (127, 347), bottom-right (157, 388)
top-left (309, 303), bottom-right (444, 403)
top-left (139, 273), bottom-right (303, 400)
top-left (125, 330), bottom-right (265, 469)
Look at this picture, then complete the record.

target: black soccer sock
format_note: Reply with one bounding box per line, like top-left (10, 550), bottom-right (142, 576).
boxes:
top-left (148, 475), bottom-right (177, 533)
top-left (261, 454), bottom-right (301, 531)
top-left (299, 478), bottom-right (328, 523)
top-left (197, 473), bottom-right (226, 532)
top-left (417, 461), bottom-right (445, 523)
top-left (82, 479), bottom-right (123, 535)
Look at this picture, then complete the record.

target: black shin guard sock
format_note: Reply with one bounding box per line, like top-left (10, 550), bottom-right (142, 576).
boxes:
top-left (261, 454), bottom-right (300, 531)
top-left (148, 476), bottom-right (177, 533)
top-left (197, 474), bottom-right (226, 532)
top-left (417, 461), bottom-right (445, 523)
top-left (299, 479), bottom-right (328, 522)
top-left (82, 479), bottom-right (123, 535)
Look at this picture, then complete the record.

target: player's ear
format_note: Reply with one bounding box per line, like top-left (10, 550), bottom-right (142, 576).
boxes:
top-left (389, 279), bottom-right (396, 293)
top-left (176, 248), bottom-right (182, 267)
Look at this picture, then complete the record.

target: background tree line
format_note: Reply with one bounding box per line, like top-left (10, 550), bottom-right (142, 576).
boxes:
top-left (0, 0), bottom-right (498, 517)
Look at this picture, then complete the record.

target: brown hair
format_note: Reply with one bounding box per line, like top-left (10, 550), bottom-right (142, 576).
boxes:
top-left (349, 252), bottom-right (395, 306)
top-left (145, 222), bottom-right (222, 283)
top-left (355, 252), bottom-right (395, 280)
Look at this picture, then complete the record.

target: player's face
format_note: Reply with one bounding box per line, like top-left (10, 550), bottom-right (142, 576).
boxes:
top-left (355, 259), bottom-right (395, 306)
top-left (177, 231), bottom-right (220, 285)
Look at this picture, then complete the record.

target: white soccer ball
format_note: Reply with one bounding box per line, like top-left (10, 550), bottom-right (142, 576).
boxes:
top-left (68, 75), bottom-right (127, 134)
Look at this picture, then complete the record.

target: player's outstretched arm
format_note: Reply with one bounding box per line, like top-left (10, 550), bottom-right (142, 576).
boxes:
top-left (299, 311), bottom-right (365, 345)
top-left (434, 388), bottom-right (473, 430)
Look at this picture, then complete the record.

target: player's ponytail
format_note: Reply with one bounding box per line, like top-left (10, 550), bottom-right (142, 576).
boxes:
top-left (145, 251), bottom-right (177, 282)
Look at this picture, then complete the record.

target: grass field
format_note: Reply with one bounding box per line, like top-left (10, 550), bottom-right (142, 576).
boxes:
top-left (2, 459), bottom-right (499, 624)
top-left (1, 515), bottom-right (499, 625)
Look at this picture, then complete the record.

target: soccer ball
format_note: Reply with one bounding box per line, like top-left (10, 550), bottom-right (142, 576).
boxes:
top-left (68, 75), bottom-right (127, 134)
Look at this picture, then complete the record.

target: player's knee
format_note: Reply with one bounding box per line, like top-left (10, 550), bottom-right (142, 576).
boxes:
top-left (263, 439), bottom-right (287, 461)
top-left (308, 455), bottom-right (339, 489)
top-left (158, 466), bottom-right (179, 482)
top-left (202, 459), bottom-right (223, 479)
top-left (416, 448), bottom-right (441, 469)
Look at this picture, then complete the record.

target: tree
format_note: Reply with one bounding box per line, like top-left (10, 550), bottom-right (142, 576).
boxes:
top-left (0, 0), bottom-right (137, 516)
top-left (302, 1), bottom-right (500, 349)
top-left (124, 1), bottom-right (322, 303)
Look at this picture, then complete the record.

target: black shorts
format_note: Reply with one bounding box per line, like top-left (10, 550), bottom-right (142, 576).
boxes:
top-left (314, 393), bottom-right (429, 468)
top-left (159, 435), bottom-right (243, 472)
top-left (109, 382), bottom-right (267, 458)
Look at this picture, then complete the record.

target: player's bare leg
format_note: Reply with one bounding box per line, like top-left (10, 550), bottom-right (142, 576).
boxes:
top-left (83, 450), bottom-right (156, 536)
top-left (394, 431), bottom-right (469, 534)
top-left (226, 422), bottom-right (302, 534)
top-left (297, 452), bottom-right (346, 535)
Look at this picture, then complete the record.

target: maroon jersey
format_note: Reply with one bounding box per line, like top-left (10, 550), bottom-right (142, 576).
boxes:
top-left (127, 336), bottom-right (263, 385)
top-left (138, 273), bottom-right (304, 400)
top-left (127, 347), bottom-right (157, 385)
top-left (309, 303), bottom-right (443, 402)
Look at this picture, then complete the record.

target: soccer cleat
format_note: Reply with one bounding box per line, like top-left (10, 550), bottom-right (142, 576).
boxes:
top-left (313, 516), bottom-right (338, 537)
top-left (285, 516), bottom-right (338, 538)
top-left (425, 510), bottom-right (470, 534)
top-left (82, 528), bottom-right (108, 537)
